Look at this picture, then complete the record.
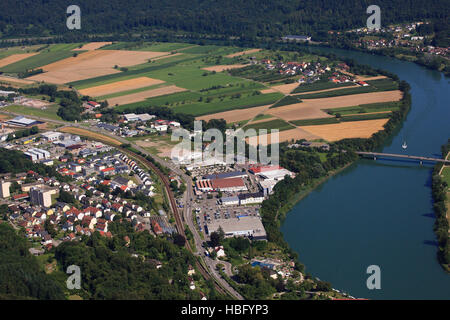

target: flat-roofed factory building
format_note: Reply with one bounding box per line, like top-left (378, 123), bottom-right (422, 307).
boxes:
top-left (207, 216), bottom-right (267, 241)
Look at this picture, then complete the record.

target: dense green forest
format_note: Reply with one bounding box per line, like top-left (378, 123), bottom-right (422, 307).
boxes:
top-left (0, 0), bottom-right (448, 40)
top-left (0, 224), bottom-right (65, 299)
top-left (54, 220), bottom-right (221, 299)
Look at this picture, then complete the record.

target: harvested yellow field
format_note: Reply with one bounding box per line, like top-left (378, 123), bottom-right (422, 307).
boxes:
top-left (0, 53), bottom-right (38, 67)
top-left (73, 42), bottom-right (112, 51)
top-left (271, 83), bottom-right (300, 94)
top-left (226, 49), bottom-right (261, 58)
top-left (268, 91), bottom-right (402, 121)
top-left (267, 102), bottom-right (333, 121)
top-left (246, 127), bottom-right (321, 147)
top-left (78, 77), bottom-right (165, 97)
top-left (338, 69), bottom-right (387, 81)
top-left (107, 85), bottom-right (186, 106)
top-left (356, 75), bottom-right (387, 81)
top-left (0, 75), bottom-right (36, 85)
top-left (59, 127), bottom-right (122, 146)
top-left (202, 64), bottom-right (247, 72)
top-left (28, 50), bottom-right (169, 84)
top-left (196, 104), bottom-right (272, 123)
top-left (300, 119), bottom-right (389, 141)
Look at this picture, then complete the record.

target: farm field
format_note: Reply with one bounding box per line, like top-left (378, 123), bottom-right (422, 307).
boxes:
top-left (3, 104), bottom-right (62, 121)
top-left (196, 104), bottom-right (272, 123)
top-left (28, 50), bottom-right (170, 84)
top-left (106, 85), bottom-right (187, 106)
top-left (271, 82), bottom-right (302, 94)
top-left (202, 64), bottom-right (247, 72)
top-left (170, 92), bottom-right (283, 116)
top-left (0, 45), bottom-right (43, 59)
top-left (101, 42), bottom-right (195, 52)
top-left (292, 81), bottom-right (356, 94)
top-left (300, 119), bottom-right (389, 141)
top-left (78, 77), bottom-right (165, 97)
top-left (226, 49), bottom-right (262, 58)
top-left (70, 53), bottom-right (196, 89)
top-left (295, 79), bottom-right (398, 99)
top-left (270, 95), bottom-right (302, 108)
top-left (0, 75), bottom-right (36, 86)
top-left (246, 127), bottom-right (321, 147)
top-left (243, 119), bottom-right (295, 133)
top-left (73, 42), bottom-right (112, 51)
top-left (267, 101), bottom-right (333, 121)
top-left (0, 43), bottom-right (84, 73)
top-left (0, 53), bottom-right (39, 68)
top-left (326, 101), bottom-right (401, 116)
top-left (266, 91), bottom-right (403, 121)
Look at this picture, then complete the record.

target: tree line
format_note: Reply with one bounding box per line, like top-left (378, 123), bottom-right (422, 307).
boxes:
top-left (431, 139), bottom-right (450, 271)
top-left (0, 0), bottom-right (448, 42)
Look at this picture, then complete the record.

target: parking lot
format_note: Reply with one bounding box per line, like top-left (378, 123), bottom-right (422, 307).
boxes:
top-left (192, 192), bottom-right (261, 236)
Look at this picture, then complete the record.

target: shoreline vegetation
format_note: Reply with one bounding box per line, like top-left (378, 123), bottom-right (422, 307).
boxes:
top-left (256, 68), bottom-right (412, 296)
top-left (431, 141), bottom-right (450, 273)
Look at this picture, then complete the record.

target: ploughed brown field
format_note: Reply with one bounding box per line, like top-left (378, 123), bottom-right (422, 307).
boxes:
top-left (202, 64), bottom-right (247, 72)
top-left (78, 77), bottom-right (165, 97)
top-left (225, 49), bottom-right (261, 58)
top-left (72, 42), bottom-right (113, 51)
top-left (106, 85), bottom-right (187, 106)
top-left (0, 53), bottom-right (38, 67)
top-left (196, 104), bottom-right (273, 123)
top-left (300, 119), bottom-right (389, 141)
top-left (28, 50), bottom-right (170, 84)
top-left (267, 91), bottom-right (403, 121)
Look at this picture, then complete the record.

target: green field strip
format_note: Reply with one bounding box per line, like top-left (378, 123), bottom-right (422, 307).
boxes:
top-left (291, 118), bottom-right (340, 126)
top-left (243, 119), bottom-right (295, 132)
top-left (94, 83), bottom-right (168, 100)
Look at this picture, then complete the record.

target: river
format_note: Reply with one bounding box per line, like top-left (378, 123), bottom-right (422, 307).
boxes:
top-left (280, 47), bottom-right (450, 299)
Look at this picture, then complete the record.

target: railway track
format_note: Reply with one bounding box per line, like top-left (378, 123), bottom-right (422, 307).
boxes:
top-left (119, 149), bottom-right (232, 297)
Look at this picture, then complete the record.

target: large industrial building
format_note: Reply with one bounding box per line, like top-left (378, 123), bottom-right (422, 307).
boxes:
top-left (24, 148), bottom-right (51, 162)
top-left (4, 116), bottom-right (43, 127)
top-left (196, 177), bottom-right (247, 192)
top-left (207, 216), bottom-right (267, 241)
top-left (203, 170), bottom-right (247, 180)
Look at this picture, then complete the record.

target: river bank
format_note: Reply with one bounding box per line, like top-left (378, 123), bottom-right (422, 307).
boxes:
top-left (432, 144), bottom-right (450, 273)
top-left (281, 45), bottom-right (450, 300)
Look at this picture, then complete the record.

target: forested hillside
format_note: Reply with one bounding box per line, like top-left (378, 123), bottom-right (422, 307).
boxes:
top-left (0, 0), bottom-right (448, 39)
top-left (0, 224), bottom-right (65, 299)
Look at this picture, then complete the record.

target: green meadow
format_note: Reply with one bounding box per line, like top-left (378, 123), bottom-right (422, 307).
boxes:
top-left (4, 104), bottom-right (62, 121)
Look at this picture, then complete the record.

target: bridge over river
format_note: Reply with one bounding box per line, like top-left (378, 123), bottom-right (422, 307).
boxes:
top-left (356, 152), bottom-right (450, 165)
